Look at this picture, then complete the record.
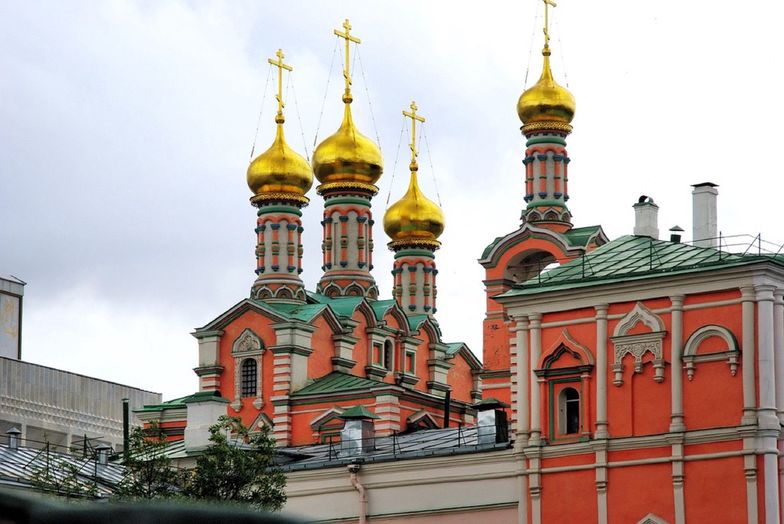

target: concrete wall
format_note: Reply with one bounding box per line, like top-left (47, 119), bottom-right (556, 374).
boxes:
top-left (283, 449), bottom-right (518, 523)
top-left (0, 357), bottom-right (161, 451)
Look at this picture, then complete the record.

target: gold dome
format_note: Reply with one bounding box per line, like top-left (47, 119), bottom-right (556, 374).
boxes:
top-left (384, 170), bottom-right (445, 246)
top-left (312, 102), bottom-right (383, 190)
top-left (247, 122), bottom-right (313, 201)
top-left (517, 49), bottom-right (576, 128)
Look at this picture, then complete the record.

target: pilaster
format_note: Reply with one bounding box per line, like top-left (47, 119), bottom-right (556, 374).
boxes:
top-left (669, 295), bottom-right (686, 432)
top-left (511, 315), bottom-right (530, 449)
top-left (528, 313), bottom-right (542, 445)
top-left (740, 286), bottom-right (757, 425)
top-left (594, 305), bottom-right (609, 439)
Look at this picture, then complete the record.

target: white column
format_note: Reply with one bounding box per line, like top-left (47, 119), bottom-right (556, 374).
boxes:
top-left (670, 295), bottom-right (686, 432)
top-left (595, 305), bottom-right (609, 439)
top-left (774, 290), bottom-right (784, 524)
top-left (529, 314), bottom-right (542, 444)
top-left (756, 285), bottom-right (780, 524)
top-left (512, 316), bottom-right (530, 449)
top-left (741, 287), bottom-right (757, 425)
top-left (757, 285), bottom-right (778, 428)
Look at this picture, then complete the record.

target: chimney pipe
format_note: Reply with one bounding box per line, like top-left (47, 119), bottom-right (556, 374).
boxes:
top-left (96, 444), bottom-right (112, 465)
top-left (669, 225), bottom-right (684, 244)
top-left (633, 196), bottom-right (659, 239)
top-left (6, 427), bottom-right (21, 451)
top-left (122, 398), bottom-right (129, 459)
top-left (692, 182), bottom-right (718, 248)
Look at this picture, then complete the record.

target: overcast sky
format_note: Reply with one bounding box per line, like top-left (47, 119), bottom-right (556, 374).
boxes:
top-left (2, 1), bottom-right (784, 400)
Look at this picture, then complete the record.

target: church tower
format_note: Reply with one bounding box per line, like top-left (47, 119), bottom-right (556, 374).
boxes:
top-left (247, 50), bottom-right (313, 302)
top-left (312, 20), bottom-right (383, 299)
top-left (478, 1), bottom-right (606, 407)
top-left (516, 1), bottom-right (576, 232)
top-left (384, 102), bottom-right (445, 316)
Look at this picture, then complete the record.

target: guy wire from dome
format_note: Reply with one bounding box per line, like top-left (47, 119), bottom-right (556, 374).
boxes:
top-left (516, 0), bottom-right (576, 135)
top-left (247, 49), bottom-right (313, 207)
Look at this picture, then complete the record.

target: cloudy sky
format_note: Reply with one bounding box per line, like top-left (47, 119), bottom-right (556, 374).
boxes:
top-left (2, 1), bottom-right (784, 400)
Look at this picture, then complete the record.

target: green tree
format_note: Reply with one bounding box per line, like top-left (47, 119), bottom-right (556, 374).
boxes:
top-left (29, 447), bottom-right (98, 499)
top-left (184, 415), bottom-right (286, 511)
top-left (115, 422), bottom-right (183, 500)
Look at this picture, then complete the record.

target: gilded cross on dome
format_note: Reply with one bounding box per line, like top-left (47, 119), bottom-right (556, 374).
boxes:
top-left (334, 19), bottom-right (361, 101)
top-left (267, 49), bottom-right (293, 123)
top-left (543, 0), bottom-right (557, 49)
top-left (402, 101), bottom-right (425, 170)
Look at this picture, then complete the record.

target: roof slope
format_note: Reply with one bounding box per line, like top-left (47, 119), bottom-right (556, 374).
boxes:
top-left (501, 235), bottom-right (784, 298)
top-left (292, 372), bottom-right (380, 396)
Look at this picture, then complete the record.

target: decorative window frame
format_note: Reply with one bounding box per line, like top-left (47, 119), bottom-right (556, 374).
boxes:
top-left (682, 325), bottom-right (739, 381)
top-left (611, 302), bottom-right (666, 386)
top-left (534, 329), bottom-right (594, 442)
top-left (231, 329), bottom-right (264, 412)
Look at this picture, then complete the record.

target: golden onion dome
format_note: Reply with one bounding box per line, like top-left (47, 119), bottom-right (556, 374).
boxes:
top-left (383, 170), bottom-right (445, 246)
top-left (247, 121), bottom-right (313, 200)
top-left (516, 48), bottom-right (576, 127)
top-left (312, 102), bottom-right (383, 189)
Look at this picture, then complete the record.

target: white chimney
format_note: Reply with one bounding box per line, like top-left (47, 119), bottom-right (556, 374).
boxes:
top-left (692, 183), bottom-right (718, 248)
top-left (184, 392), bottom-right (229, 452)
top-left (633, 196), bottom-right (659, 239)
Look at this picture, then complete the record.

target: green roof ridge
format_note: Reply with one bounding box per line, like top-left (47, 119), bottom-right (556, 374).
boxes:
top-left (339, 405), bottom-right (379, 419)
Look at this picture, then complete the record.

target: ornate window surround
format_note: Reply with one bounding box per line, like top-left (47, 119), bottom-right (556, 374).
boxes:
top-left (611, 302), bottom-right (666, 386)
top-left (682, 325), bottom-right (739, 381)
top-left (231, 329), bottom-right (264, 412)
top-left (534, 329), bottom-right (594, 442)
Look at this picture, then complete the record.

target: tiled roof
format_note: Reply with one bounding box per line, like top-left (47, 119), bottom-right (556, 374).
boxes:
top-left (501, 235), bottom-right (784, 298)
top-left (291, 372), bottom-right (381, 396)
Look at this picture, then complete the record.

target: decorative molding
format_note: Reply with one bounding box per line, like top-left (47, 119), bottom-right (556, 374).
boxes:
top-left (682, 325), bottom-right (739, 380)
top-left (231, 329), bottom-right (265, 411)
top-left (611, 303), bottom-right (666, 386)
top-left (637, 513), bottom-right (669, 524)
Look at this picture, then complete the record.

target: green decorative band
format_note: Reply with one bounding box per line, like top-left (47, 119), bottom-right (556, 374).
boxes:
top-left (526, 136), bottom-right (567, 147)
top-left (325, 197), bottom-right (372, 207)
top-left (257, 206), bottom-right (303, 216)
top-left (394, 249), bottom-right (436, 259)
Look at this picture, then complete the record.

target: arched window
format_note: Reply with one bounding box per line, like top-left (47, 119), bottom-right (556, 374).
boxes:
top-left (559, 387), bottom-right (580, 435)
top-left (240, 359), bottom-right (257, 397)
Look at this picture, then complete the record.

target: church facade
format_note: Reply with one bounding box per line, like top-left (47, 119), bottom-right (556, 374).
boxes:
top-left (138, 8), bottom-right (784, 524)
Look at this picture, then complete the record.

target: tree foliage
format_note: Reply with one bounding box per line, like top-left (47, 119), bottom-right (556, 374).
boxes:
top-left (115, 422), bottom-right (183, 500)
top-left (184, 415), bottom-right (286, 511)
top-left (29, 451), bottom-right (98, 499)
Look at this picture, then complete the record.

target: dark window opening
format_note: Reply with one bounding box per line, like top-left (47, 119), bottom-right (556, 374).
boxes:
top-left (241, 359), bottom-right (257, 397)
top-left (563, 387), bottom-right (580, 434)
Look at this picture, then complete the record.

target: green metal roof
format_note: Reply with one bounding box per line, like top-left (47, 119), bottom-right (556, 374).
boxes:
top-left (261, 301), bottom-right (328, 322)
top-left (370, 299), bottom-right (398, 321)
top-left (324, 297), bottom-right (365, 317)
top-left (291, 372), bottom-right (380, 396)
top-left (500, 235), bottom-right (784, 298)
top-left (339, 405), bottom-right (379, 419)
top-left (135, 392), bottom-right (209, 413)
top-left (445, 342), bottom-right (465, 356)
top-left (563, 225), bottom-right (604, 247)
top-left (406, 314), bottom-right (429, 331)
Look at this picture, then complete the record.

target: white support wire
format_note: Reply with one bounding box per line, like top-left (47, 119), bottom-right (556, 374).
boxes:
top-left (250, 64), bottom-right (273, 159)
top-left (421, 124), bottom-right (442, 207)
top-left (384, 120), bottom-right (407, 208)
top-left (355, 45), bottom-right (383, 154)
top-left (288, 72), bottom-right (311, 162)
top-left (312, 36), bottom-right (340, 149)
top-left (524, 0), bottom-right (541, 88)
top-left (552, 9), bottom-right (570, 88)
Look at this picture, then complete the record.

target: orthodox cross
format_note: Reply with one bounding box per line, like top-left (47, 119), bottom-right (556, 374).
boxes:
top-left (334, 19), bottom-right (361, 95)
top-left (267, 49), bottom-right (292, 120)
top-left (402, 101), bottom-right (425, 168)
top-left (543, 0), bottom-right (557, 48)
